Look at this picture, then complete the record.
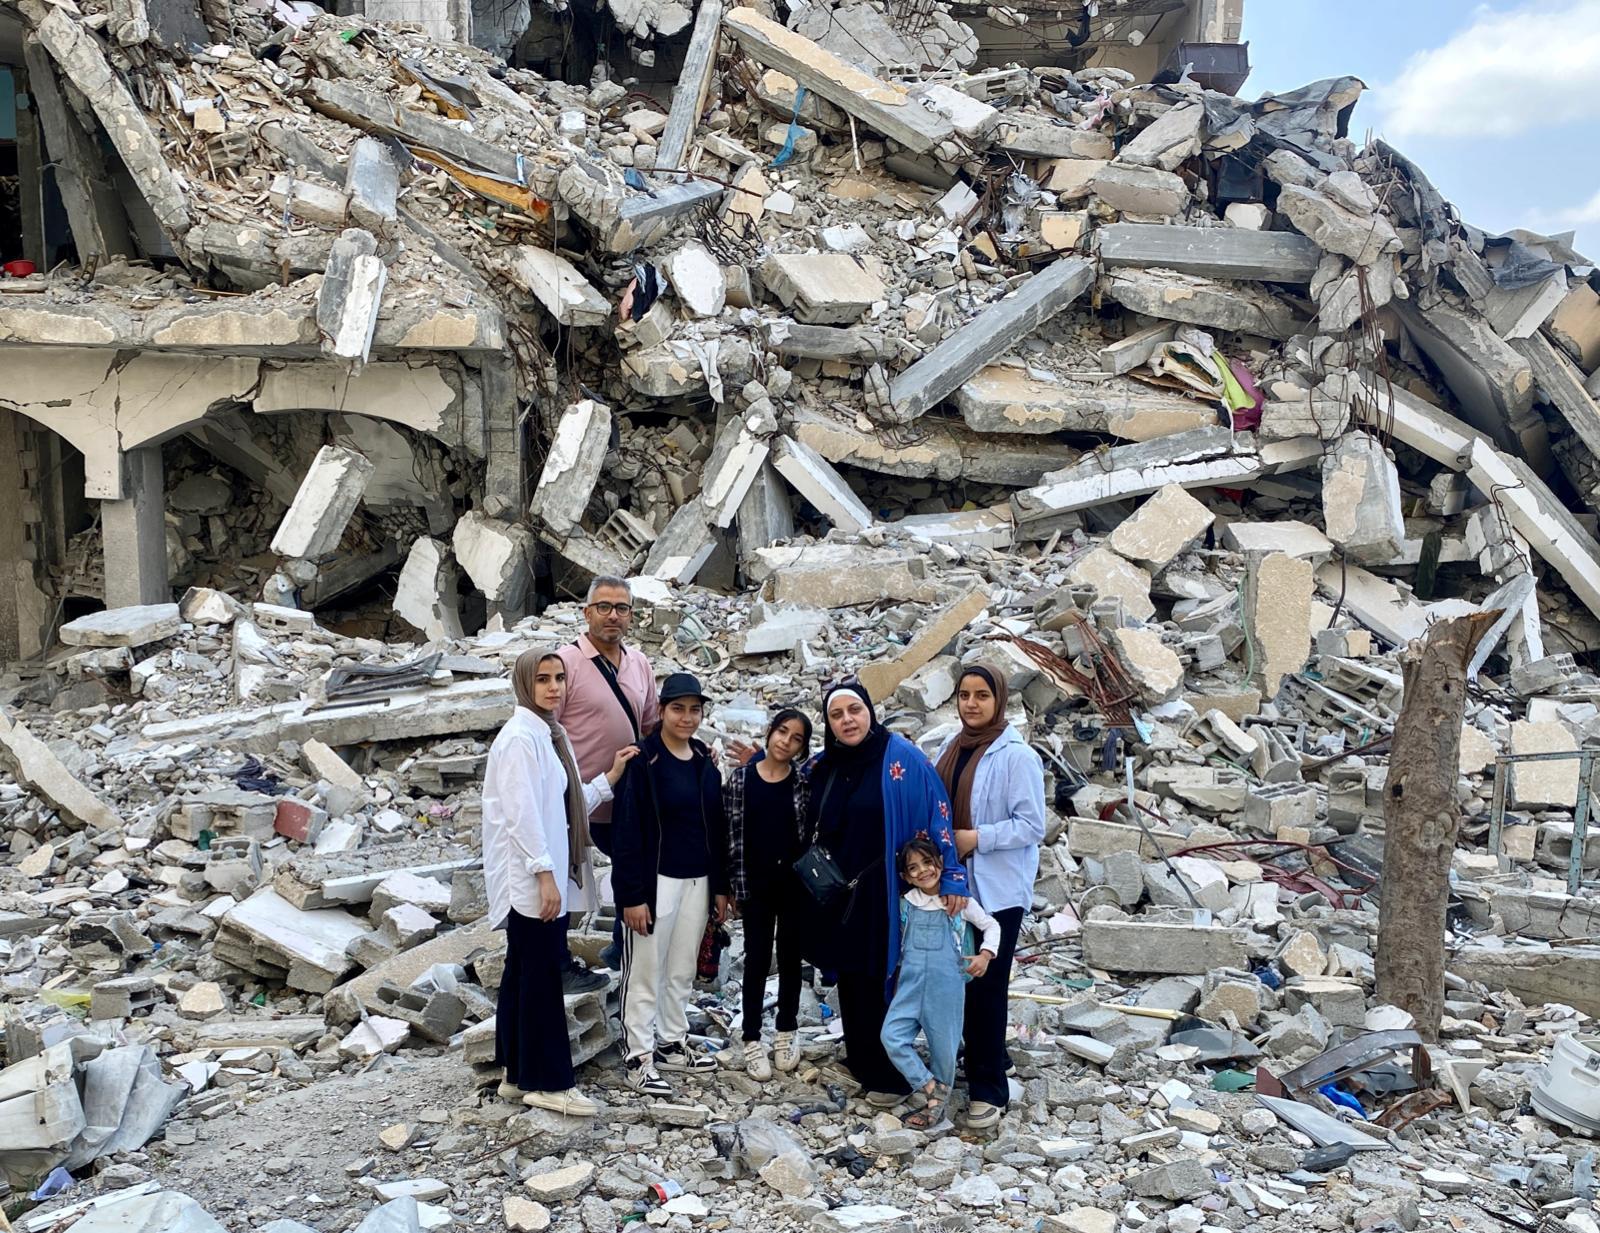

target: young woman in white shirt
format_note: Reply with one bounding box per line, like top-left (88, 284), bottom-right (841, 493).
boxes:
top-left (483, 648), bottom-right (636, 1116)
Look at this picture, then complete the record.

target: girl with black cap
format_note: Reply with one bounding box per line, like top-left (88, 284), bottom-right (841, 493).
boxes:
top-left (932, 665), bottom-right (1045, 1129)
top-left (724, 708), bottom-right (813, 1081)
top-left (484, 649), bottom-right (637, 1117)
top-left (611, 672), bottom-right (733, 1097)
top-left (800, 682), bottom-right (968, 1107)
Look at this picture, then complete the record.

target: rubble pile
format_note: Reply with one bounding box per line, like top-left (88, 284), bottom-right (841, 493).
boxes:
top-left (7, 0), bottom-right (1600, 1228)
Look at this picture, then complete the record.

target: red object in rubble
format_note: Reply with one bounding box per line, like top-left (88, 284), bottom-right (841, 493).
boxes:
top-left (3, 260), bottom-right (37, 278)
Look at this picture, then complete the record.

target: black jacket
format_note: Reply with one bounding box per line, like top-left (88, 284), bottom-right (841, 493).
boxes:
top-left (611, 731), bottom-right (731, 919)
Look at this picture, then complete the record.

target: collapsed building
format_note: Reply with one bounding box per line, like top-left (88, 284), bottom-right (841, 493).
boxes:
top-left (9, 0), bottom-right (1600, 1229)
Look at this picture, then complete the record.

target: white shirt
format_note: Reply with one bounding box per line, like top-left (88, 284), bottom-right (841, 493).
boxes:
top-left (904, 888), bottom-right (1002, 955)
top-left (482, 707), bottom-right (612, 927)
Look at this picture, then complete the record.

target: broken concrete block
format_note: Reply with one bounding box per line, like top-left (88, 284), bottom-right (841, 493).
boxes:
top-left (1509, 720), bottom-right (1579, 809)
top-left (954, 366), bottom-right (1212, 440)
top-left (857, 586), bottom-right (989, 703)
top-left (1067, 547), bottom-right (1154, 623)
top-left (749, 543), bottom-right (941, 608)
top-left (339, 1015), bottom-right (410, 1060)
top-left (1090, 163), bottom-right (1188, 216)
top-left (529, 399), bottom-right (613, 538)
top-left (1102, 269), bottom-right (1301, 339)
top-left (740, 601), bottom-right (829, 655)
top-left (1110, 628), bottom-right (1185, 704)
top-left (304, 739), bottom-right (364, 793)
top-left (394, 538), bottom-right (465, 642)
top-left (270, 446), bottom-right (376, 560)
top-left (510, 246), bottom-right (611, 327)
top-left (1081, 920), bottom-right (1248, 975)
top-left (268, 174), bottom-right (350, 226)
top-left (1277, 182), bottom-right (1401, 267)
top-left (1041, 158), bottom-right (1109, 199)
top-left (1114, 102), bottom-right (1202, 171)
top-left (452, 511), bottom-right (535, 609)
top-left (180, 587), bottom-right (244, 625)
top-left (1221, 521), bottom-right (1333, 562)
top-left (60, 604), bottom-right (181, 648)
top-left (1321, 434), bottom-right (1404, 564)
top-left (1108, 483), bottom-right (1215, 570)
top-left (771, 435), bottom-right (873, 532)
top-left (317, 229), bottom-right (387, 363)
top-left (663, 241), bottom-right (727, 318)
top-left (345, 137), bottom-right (400, 230)
top-left (762, 253), bottom-right (885, 325)
top-left (1244, 552), bottom-right (1312, 698)
top-left (0, 711), bottom-right (125, 831)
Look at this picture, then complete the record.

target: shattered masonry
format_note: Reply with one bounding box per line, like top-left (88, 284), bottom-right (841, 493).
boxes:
top-left (7, 0), bottom-right (1600, 1228)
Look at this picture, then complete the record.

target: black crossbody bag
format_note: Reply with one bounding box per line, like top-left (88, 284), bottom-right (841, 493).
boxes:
top-left (792, 771), bottom-right (882, 906)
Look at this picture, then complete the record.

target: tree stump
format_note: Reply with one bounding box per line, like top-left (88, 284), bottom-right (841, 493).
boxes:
top-left (1374, 610), bottom-right (1499, 1042)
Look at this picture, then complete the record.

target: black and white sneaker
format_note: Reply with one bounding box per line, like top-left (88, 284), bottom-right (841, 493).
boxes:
top-left (655, 1041), bottom-right (718, 1073)
top-left (625, 1055), bottom-right (674, 1097)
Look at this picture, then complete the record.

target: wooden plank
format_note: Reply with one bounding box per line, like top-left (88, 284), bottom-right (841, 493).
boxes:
top-left (1097, 223), bottom-right (1322, 283)
top-left (656, 0), bottom-right (723, 172)
top-left (888, 257), bottom-right (1094, 421)
top-left (722, 8), bottom-right (955, 154)
top-left (22, 39), bottom-right (134, 263)
top-left (33, 9), bottom-right (192, 239)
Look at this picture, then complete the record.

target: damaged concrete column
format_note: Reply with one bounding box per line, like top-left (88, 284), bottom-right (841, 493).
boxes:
top-left (102, 447), bottom-right (170, 609)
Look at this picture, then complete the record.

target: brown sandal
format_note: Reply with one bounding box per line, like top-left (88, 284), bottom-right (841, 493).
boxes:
top-left (903, 1084), bottom-right (948, 1129)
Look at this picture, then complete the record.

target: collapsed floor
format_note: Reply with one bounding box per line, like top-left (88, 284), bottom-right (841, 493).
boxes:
top-left (6, 0), bottom-right (1600, 1229)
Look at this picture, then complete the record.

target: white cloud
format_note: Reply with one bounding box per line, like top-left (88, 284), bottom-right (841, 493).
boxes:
top-left (1540, 186), bottom-right (1600, 228)
top-left (1375, 0), bottom-right (1600, 140)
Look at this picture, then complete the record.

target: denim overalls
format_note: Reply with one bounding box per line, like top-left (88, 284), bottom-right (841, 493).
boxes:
top-left (879, 897), bottom-right (971, 1091)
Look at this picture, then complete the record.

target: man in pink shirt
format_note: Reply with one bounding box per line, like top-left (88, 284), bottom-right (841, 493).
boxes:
top-left (555, 576), bottom-right (658, 979)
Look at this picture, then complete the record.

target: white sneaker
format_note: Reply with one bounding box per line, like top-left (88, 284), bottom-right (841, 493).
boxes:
top-left (772, 1031), bottom-right (801, 1073)
top-left (744, 1040), bottom-right (772, 1081)
top-left (497, 1080), bottom-right (526, 1102)
top-left (523, 1088), bottom-right (600, 1117)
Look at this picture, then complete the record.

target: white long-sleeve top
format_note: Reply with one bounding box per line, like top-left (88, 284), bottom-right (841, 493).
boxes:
top-left (903, 888), bottom-right (1002, 955)
top-left (483, 707), bottom-right (612, 927)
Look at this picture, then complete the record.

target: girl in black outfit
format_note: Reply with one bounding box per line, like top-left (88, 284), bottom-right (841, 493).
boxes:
top-left (611, 673), bottom-right (733, 1098)
top-left (725, 709), bottom-right (813, 1082)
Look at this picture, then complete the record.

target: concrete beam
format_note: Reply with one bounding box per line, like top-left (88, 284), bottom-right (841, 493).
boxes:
top-left (1512, 331), bottom-right (1600, 461)
top-left (528, 399), bottom-right (612, 537)
top-left (888, 257), bottom-right (1094, 422)
top-left (22, 39), bottom-right (134, 264)
top-left (509, 247), bottom-right (610, 328)
top-left (32, 9), bottom-right (191, 241)
top-left (102, 447), bottom-right (169, 608)
top-left (302, 78), bottom-right (523, 182)
top-left (723, 8), bottom-right (956, 153)
top-left (771, 435), bottom-right (874, 533)
top-left (1011, 428), bottom-right (1321, 527)
top-left (656, 0), bottom-right (723, 172)
top-left (1096, 223), bottom-right (1322, 283)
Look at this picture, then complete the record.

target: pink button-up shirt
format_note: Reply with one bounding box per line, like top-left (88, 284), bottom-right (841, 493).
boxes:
top-left (554, 634), bottom-right (658, 824)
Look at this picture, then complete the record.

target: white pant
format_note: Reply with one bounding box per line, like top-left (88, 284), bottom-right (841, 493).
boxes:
top-left (620, 875), bottom-right (708, 1060)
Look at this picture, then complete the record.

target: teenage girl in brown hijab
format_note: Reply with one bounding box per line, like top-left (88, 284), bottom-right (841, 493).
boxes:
top-left (931, 665), bottom-right (1046, 1130)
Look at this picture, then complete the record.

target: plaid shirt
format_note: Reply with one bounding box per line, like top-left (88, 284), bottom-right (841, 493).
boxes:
top-left (723, 759), bottom-right (812, 902)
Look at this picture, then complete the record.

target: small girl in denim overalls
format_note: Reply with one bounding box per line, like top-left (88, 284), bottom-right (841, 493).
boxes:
top-left (881, 838), bottom-right (1000, 1128)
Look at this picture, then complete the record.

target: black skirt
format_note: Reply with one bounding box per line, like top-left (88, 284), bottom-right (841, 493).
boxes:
top-left (495, 909), bottom-right (576, 1093)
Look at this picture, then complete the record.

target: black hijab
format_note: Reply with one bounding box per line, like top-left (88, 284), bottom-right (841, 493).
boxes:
top-left (820, 683), bottom-right (890, 767)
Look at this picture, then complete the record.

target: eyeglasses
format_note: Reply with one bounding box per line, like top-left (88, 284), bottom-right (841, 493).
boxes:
top-left (588, 602), bottom-right (633, 616)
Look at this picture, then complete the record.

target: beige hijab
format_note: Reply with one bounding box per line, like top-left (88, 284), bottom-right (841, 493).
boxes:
top-left (512, 648), bottom-right (590, 886)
